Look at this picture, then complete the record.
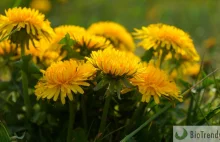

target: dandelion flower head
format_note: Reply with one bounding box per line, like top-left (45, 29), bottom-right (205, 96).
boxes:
top-left (133, 23), bottom-right (200, 61)
top-left (86, 47), bottom-right (140, 77)
top-left (0, 7), bottom-right (54, 44)
top-left (35, 59), bottom-right (96, 104)
top-left (88, 21), bottom-right (135, 51)
top-left (130, 63), bottom-right (182, 104)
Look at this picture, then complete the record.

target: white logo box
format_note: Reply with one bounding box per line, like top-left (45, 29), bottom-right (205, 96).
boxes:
top-left (173, 126), bottom-right (220, 142)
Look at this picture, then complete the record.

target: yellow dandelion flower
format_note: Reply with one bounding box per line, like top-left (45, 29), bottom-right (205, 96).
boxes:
top-left (55, 25), bottom-right (86, 36)
top-left (72, 32), bottom-right (111, 49)
top-left (88, 21), bottom-right (135, 51)
top-left (30, 0), bottom-right (51, 13)
top-left (170, 62), bottom-right (200, 79)
top-left (0, 7), bottom-right (54, 44)
top-left (23, 39), bottom-right (62, 66)
top-left (130, 64), bottom-right (182, 104)
top-left (35, 59), bottom-right (96, 104)
top-left (0, 40), bottom-right (16, 55)
top-left (133, 23), bottom-right (200, 61)
top-left (86, 48), bottom-right (140, 77)
top-left (183, 62), bottom-right (200, 76)
top-left (203, 37), bottom-right (216, 49)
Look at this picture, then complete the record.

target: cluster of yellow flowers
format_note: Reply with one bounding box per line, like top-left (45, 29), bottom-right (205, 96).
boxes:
top-left (0, 7), bottom-right (201, 105)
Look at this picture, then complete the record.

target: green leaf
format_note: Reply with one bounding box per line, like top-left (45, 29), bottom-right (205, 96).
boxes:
top-left (141, 48), bottom-right (154, 62)
top-left (59, 33), bottom-right (75, 46)
top-left (94, 79), bottom-right (109, 91)
top-left (62, 45), bottom-right (83, 60)
top-left (59, 33), bottom-right (70, 44)
top-left (28, 62), bottom-right (41, 74)
top-left (196, 106), bottom-right (220, 125)
top-left (0, 121), bottom-right (11, 142)
top-left (202, 78), bottom-right (214, 87)
top-left (72, 128), bottom-right (88, 142)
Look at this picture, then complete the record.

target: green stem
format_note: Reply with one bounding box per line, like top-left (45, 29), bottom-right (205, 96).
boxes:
top-left (81, 95), bottom-right (88, 132)
top-left (186, 94), bottom-right (194, 125)
top-left (20, 42), bottom-right (31, 118)
top-left (124, 102), bottom-right (146, 134)
top-left (67, 100), bottom-right (77, 142)
top-left (98, 90), bottom-right (111, 135)
top-left (120, 104), bottom-right (172, 142)
top-left (21, 71), bottom-right (31, 118)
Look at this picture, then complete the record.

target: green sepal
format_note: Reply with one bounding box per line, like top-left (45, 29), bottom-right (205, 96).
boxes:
top-left (122, 78), bottom-right (134, 88)
top-left (108, 80), bottom-right (115, 94)
top-left (93, 79), bottom-right (109, 91)
top-left (115, 80), bottom-right (123, 100)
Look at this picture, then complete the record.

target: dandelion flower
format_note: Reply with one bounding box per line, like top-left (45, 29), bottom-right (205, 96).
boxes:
top-left (30, 0), bottom-right (51, 13)
top-left (86, 48), bottom-right (140, 77)
top-left (133, 23), bottom-right (200, 61)
top-left (0, 40), bottom-right (16, 55)
top-left (52, 25), bottom-right (111, 57)
top-left (0, 7), bottom-right (54, 45)
top-left (72, 32), bottom-right (111, 50)
top-left (88, 21), bottom-right (135, 51)
top-left (170, 62), bottom-right (200, 79)
top-left (203, 37), bottom-right (216, 49)
top-left (130, 63), bottom-right (182, 104)
top-left (35, 59), bottom-right (96, 104)
top-left (22, 39), bottom-right (62, 66)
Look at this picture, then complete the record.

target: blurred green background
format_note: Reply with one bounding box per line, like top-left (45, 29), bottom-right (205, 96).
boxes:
top-left (1, 0), bottom-right (219, 68)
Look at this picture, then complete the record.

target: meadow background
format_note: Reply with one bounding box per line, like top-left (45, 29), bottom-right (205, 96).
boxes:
top-left (0, 0), bottom-right (220, 66)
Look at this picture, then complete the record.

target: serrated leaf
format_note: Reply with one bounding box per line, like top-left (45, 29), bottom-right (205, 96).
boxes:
top-left (0, 121), bottom-right (11, 142)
